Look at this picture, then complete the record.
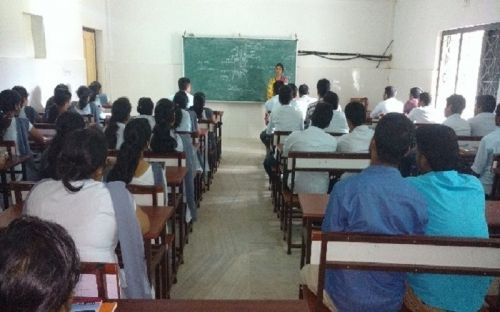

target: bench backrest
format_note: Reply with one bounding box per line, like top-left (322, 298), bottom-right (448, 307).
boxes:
top-left (312, 232), bottom-right (500, 307)
top-left (457, 135), bottom-right (482, 151)
top-left (107, 150), bottom-right (186, 168)
top-left (273, 131), bottom-right (292, 147)
top-left (10, 181), bottom-right (36, 205)
top-left (74, 262), bottom-right (120, 300)
top-left (127, 184), bottom-right (166, 206)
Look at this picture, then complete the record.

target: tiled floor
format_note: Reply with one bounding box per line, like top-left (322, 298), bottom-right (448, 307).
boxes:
top-left (170, 138), bottom-right (301, 299)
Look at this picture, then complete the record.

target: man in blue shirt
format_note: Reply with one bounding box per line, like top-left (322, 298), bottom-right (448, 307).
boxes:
top-left (405, 124), bottom-right (491, 311)
top-left (322, 113), bottom-right (428, 312)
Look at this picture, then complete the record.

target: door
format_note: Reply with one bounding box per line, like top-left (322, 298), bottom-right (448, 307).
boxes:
top-left (82, 28), bottom-right (97, 84)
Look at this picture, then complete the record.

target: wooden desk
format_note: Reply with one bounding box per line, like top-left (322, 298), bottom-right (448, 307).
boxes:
top-left (0, 155), bottom-right (31, 209)
top-left (166, 166), bottom-right (189, 268)
top-left (115, 299), bottom-right (308, 312)
top-left (299, 193), bottom-right (329, 267)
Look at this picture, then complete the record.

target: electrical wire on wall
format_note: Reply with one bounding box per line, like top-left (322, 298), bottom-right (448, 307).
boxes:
top-left (298, 40), bottom-right (393, 67)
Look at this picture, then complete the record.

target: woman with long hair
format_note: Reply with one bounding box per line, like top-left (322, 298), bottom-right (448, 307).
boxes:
top-left (104, 97), bottom-right (131, 150)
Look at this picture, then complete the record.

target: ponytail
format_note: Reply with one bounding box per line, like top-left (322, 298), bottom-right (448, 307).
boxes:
top-left (104, 97), bottom-right (131, 149)
top-left (193, 92), bottom-right (206, 119)
top-left (150, 99), bottom-right (178, 153)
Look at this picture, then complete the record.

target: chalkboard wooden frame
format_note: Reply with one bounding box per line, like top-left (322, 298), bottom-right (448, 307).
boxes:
top-left (183, 36), bottom-right (297, 103)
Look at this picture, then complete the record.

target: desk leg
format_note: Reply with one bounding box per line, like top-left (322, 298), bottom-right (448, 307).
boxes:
top-left (1, 172), bottom-right (7, 209)
top-left (300, 218), bottom-right (306, 268)
top-left (305, 220), bottom-right (312, 265)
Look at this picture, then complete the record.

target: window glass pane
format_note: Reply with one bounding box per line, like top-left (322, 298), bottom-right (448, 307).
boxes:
top-left (436, 34), bottom-right (461, 116)
top-left (456, 30), bottom-right (484, 119)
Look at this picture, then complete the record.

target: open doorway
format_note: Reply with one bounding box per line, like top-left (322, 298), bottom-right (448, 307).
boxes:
top-left (82, 27), bottom-right (97, 84)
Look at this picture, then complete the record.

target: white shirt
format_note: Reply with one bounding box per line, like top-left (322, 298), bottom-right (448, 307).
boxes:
top-left (294, 95), bottom-right (317, 120)
top-left (283, 126), bottom-right (337, 193)
top-left (115, 122), bottom-right (126, 150)
top-left (442, 114), bottom-right (471, 136)
top-left (266, 105), bottom-right (304, 134)
top-left (407, 106), bottom-right (440, 124)
top-left (131, 164), bottom-right (168, 206)
top-left (264, 95), bottom-right (280, 113)
top-left (324, 111), bottom-right (349, 134)
top-left (75, 104), bottom-right (92, 115)
top-left (471, 128), bottom-right (500, 194)
top-left (468, 112), bottom-right (496, 137)
top-left (135, 115), bottom-right (156, 131)
top-left (168, 91), bottom-right (194, 108)
top-left (176, 109), bottom-right (192, 132)
top-left (336, 125), bottom-right (374, 153)
top-left (3, 117), bottom-right (33, 155)
top-left (25, 179), bottom-right (129, 263)
top-left (370, 97), bottom-right (404, 118)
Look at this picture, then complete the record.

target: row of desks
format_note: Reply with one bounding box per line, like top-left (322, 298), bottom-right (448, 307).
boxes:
top-left (298, 193), bottom-right (500, 267)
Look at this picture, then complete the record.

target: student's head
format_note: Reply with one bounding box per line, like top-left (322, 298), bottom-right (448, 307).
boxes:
top-left (273, 80), bottom-right (284, 96)
top-left (0, 216), bottom-right (80, 312)
top-left (289, 83), bottom-right (298, 99)
top-left (54, 84), bottom-right (70, 95)
top-left (54, 88), bottom-right (72, 113)
top-left (322, 91), bottom-right (339, 110)
top-left (311, 102), bottom-right (333, 129)
top-left (0, 89), bottom-right (22, 116)
top-left (11, 86), bottom-right (28, 107)
top-left (173, 91), bottom-right (189, 109)
top-left (107, 118), bottom-right (152, 184)
top-left (371, 113), bottom-right (415, 167)
top-left (475, 95), bottom-right (496, 114)
top-left (105, 97), bottom-right (131, 148)
top-left (445, 94), bottom-right (466, 117)
top-left (384, 86), bottom-right (397, 100)
top-left (345, 101), bottom-right (366, 129)
top-left (299, 84), bottom-right (309, 97)
top-left (43, 112), bottom-right (86, 179)
top-left (89, 81), bottom-right (102, 94)
top-left (275, 63), bottom-right (284, 77)
top-left (57, 128), bottom-right (107, 192)
top-left (316, 79), bottom-right (331, 98)
top-left (151, 98), bottom-right (178, 153)
top-left (409, 87), bottom-right (423, 99)
top-left (415, 124), bottom-right (459, 173)
top-left (278, 85), bottom-right (293, 105)
top-left (418, 92), bottom-right (432, 107)
top-left (137, 97), bottom-right (154, 116)
top-left (178, 77), bottom-right (191, 93)
top-left (193, 92), bottom-right (206, 119)
top-left (76, 85), bottom-right (92, 110)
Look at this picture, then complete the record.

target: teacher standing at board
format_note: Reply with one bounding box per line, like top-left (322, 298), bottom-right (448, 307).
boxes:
top-left (266, 63), bottom-right (288, 100)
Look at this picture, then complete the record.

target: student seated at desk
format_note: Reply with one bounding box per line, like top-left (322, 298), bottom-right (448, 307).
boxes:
top-left (337, 101), bottom-right (374, 153)
top-left (304, 79), bottom-right (330, 126)
top-left (12, 86), bottom-right (38, 124)
top-left (0, 216), bottom-right (80, 312)
top-left (468, 95), bottom-right (497, 137)
top-left (370, 86), bottom-right (404, 119)
top-left (442, 94), bottom-right (471, 136)
top-left (44, 84), bottom-right (69, 121)
top-left (135, 97), bottom-right (155, 131)
top-left (25, 128), bottom-right (151, 299)
top-left (322, 91), bottom-right (349, 134)
top-left (0, 89), bottom-right (44, 180)
top-left (303, 113), bottom-right (427, 312)
top-left (104, 97), bottom-right (132, 150)
top-left (404, 124), bottom-right (490, 312)
top-left (263, 85), bottom-right (304, 178)
top-left (260, 80), bottom-right (284, 149)
top-left (471, 104), bottom-right (500, 195)
top-left (189, 92), bottom-right (215, 122)
top-left (283, 102), bottom-right (337, 193)
top-left (294, 84), bottom-right (317, 120)
top-left (46, 87), bottom-right (72, 124)
top-left (40, 112), bottom-right (85, 179)
top-left (174, 91), bottom-right (197, 132)
top-left (107, 118), bottom-right (166, 188)
top-left (403, 87), bottom-right (422, 115)
top-left (407, 92), bottom-right (439, 124)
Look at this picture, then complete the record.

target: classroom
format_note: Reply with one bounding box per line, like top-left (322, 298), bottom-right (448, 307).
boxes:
top-left (0, 0), bottom-right (499, 311)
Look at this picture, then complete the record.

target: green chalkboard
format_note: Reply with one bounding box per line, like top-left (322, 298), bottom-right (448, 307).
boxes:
top-left (183, 37), bottom-right (297, 102)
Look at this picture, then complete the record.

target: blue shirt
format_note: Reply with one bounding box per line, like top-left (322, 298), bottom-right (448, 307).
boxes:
top-left (407, 171), bottom-right (491, 312)
top-left (322, 165), bottom-right (428, 312)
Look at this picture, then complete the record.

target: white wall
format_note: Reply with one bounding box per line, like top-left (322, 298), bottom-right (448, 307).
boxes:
top-left (105, 0), bottom-right (396, 138)
top-left (390, 0), bottom-right (500, 113)
top-left (0, 0), bottom-right (107, 111)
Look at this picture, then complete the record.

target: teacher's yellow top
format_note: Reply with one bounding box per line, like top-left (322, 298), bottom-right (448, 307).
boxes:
top-left (266, 75), bottom-right (288, 100)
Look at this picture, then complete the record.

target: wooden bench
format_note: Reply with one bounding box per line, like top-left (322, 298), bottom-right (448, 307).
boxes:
top-left (303, 232), bottom-right (500, 311)
top-left (283, 152), bottom-right (370, 254)
top-left (74, 262), bottom-right (120, 300)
